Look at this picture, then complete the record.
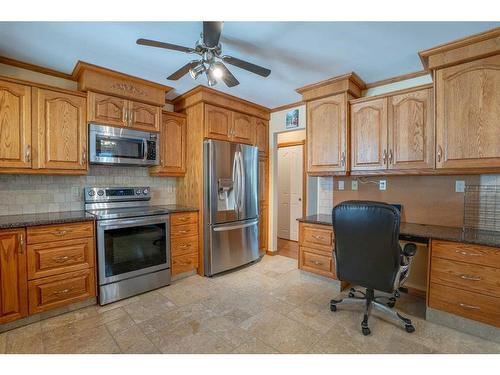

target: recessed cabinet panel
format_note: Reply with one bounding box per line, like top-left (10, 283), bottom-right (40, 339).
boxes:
top-left (351, 98), bottom-right (388, 171)
top-left (232, 112), bottom-right (254, 144)
top-left (388, 88), bottom-right (434, 170)
top-left (436, 55), bottom-right (500, 169)
top-left (150, 113), bottom-right (186, 176)
top-left (129, 101), bottom-right (161, 132)
top-left (255, 118), bottom-right (268, 156)
top-left (88, 92), bottom-right (127, 127)
top-left (0, 80), bottom-right (32, 169)
top-left (205, 104), bottom-right (232, 140)
top-left (307, 94), bottom-right (346, 174)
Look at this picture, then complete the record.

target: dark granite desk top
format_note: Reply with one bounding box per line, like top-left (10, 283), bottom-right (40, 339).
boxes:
top-left (0, 205), bottom-right (198, 229)
top-left (298, 215), bottom-right (500, 248)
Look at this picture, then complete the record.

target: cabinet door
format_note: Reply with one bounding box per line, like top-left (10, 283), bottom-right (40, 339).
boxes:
top-left (388, 88), bottom-right (434, 170)
top-left (32, 88), bottom-right (87, 171)
top-left (0, 229), bottom-right (28, 324)
top-left (150, 113), bottom-right (186, 176)
top-left (436, 55), bottom-right (500, 169)
top-left (0, 80), bottom-right (32, 169)
top-left (232, 112), bottom-right (255, 144)
top-left (350, 98), bottom-right (388, 171)
top-left (204, 104), bottom-right (231, 141)
top-left (307, 94), bottom-right (347, 174)
top-left (255, 118), bottom-right (268, 157)
top-left (88, 92), bottom-right (127, 127)
top-left (129, 101), bottom-right (161, 132)
top-left (259, 157), bottom-right (268, 203)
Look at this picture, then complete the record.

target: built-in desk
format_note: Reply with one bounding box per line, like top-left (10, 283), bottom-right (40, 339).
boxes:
top-left (296, 215), bottom-right (500, 343)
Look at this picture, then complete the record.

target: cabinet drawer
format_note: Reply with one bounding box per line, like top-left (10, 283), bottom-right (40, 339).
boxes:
top-left (28, 268), bottom-right (96, 314)
top-left (27, 238), bottom-right (95, 280)
top-left (432, 240), bottom-right (500, 269)
top-left (429, 282), bottom-right (500, 327)
top-left (300, 224), bottom-right (333, 249)
top-left (171, 212), bottom-right (198, 226)
top-left (171, 223), bottom-right (198, 239)
top-left (430, 257), bottom-right (500, 298)
top-left (171, 235), bottom-right (198, 257)
top-left (27, 222), bottom-right (94, 244)
top-left (300, 247), bottom-right (335, 278)
top-left (172, 253), bottom-right (199, 276)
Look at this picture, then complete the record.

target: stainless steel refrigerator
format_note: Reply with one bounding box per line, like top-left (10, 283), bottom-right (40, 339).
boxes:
top-left (204, 139), bottom-right (261, 276)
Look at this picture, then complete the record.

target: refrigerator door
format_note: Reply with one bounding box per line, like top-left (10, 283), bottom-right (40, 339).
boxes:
top-left (206, 218), bottom-right (259, 276)
top-left (237, 144), bottom-right (259, 221)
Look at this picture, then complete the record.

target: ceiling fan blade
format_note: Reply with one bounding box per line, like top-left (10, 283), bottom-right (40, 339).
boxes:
top-left (167, 61), bottom-right (198, 80)
top-left (216, 62), bottom-right (239, 87)
top-left (203, 21), bottom-right (223, 48)
top-left (221, 55), bottom-right (271, 77)
top-left (136, 38), bottom-right (194, 53)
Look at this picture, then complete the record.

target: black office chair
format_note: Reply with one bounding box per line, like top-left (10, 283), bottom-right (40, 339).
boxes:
top-left (330, 200), bottom-right (417, 336)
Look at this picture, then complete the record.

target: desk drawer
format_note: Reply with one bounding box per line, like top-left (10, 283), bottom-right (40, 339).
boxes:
top-left (27, 222), bottom-right (94, 244)
top-left (430, 257), bottom-right (500, 298)
top-left (171, 212), bottom-right (198, 226)
top-left (27, 237), bottom-right (95, 280)
top-left (300, 223), bottom-right (333, 250)
top-left (171, 235), bottom-right (198, 257)
top-left (300, 247), bottom-right (335, 278)
top-left (429, 282), bottom-right (500, 327)
top-left (28, 268), bottom-right (96, 314)
top-left (432, 240), bottom-right (500, 269)
top-left (171, 223), bottom-right (198, 239)
top-left (172, 253), bottom-right (198, 275)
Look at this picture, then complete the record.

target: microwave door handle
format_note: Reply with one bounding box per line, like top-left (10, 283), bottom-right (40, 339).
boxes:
top-left (143, 139), bottom-right (148, 161)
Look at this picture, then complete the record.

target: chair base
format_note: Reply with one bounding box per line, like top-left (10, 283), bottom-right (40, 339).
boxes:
top-left (330, 287), bottom-right (415, 336)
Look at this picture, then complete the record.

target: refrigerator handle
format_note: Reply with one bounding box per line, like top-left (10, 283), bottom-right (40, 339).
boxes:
top-left (232, 151), bottom-right (239, 215)
top-left (237, 151), bottom-right (245, 216)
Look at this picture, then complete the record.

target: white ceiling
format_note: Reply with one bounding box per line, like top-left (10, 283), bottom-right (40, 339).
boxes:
top-left (0, 22), bottom-right (498, 108)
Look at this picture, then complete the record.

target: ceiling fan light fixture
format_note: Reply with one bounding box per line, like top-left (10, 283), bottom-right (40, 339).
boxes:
top-left (211, 64), bottom-right (224, 80)
top-left (206, 70), bottom-right (217, 87)
top-left (189, 62), bottom-right (205, 80)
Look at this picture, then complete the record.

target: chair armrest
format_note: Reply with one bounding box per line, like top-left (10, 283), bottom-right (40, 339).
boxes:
top-left (403, 243), bottom-right (417, 257)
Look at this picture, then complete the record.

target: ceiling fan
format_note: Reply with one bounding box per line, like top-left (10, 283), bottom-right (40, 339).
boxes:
top-left (136, 21), bottom-right (271, 88)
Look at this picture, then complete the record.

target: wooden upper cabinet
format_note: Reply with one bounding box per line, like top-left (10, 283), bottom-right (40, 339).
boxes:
top-left (255, 118), bottom-right (268, 156)
top-left (351, 98), bottom-right (388, 171)
top-left (32, 88), bottom-right (87, 171)
top-left (205, 104), bottom-right (232, 141)
top-left (0, 228), bottom-right (28, 324)
top-left (150, 112), bottom-right (186, 176)
top-left (129, 101), bottom-right (161, 132)
top-left (232, 112), bottom-right (255, 144)
top-left (0, 79), bottom-right (32, 169)
top-left (307, 93), bottom-right (347, 174)
top-left (258, 157), bottom-right (268, 203)
top-left (436, 54), bottom-right (500, 169)
top-left (388, 88), bottom-right (434, 170)
top-left (88, 92), bottom-right (127, 127)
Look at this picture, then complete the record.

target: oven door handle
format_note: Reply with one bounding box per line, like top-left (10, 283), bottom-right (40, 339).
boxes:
top-left (98, 214), bottom-right (170, 230)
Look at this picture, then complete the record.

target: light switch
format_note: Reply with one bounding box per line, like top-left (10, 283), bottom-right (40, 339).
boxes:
top-left (379, 180), bottom-right (387, 191)
top-left (455, 180), bottom-right (465, 193)
top-left (338, 180), bottom-right (345, 190)
top-left (351, 180), bottom-right (358, 191)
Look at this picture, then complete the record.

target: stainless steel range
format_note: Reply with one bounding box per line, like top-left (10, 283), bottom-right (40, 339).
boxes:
top-left (85, 186), bottom-right (171, 305)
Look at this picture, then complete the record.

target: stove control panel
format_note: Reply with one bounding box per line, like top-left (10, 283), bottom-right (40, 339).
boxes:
top-left (84, 186), bottom-right (151, 202)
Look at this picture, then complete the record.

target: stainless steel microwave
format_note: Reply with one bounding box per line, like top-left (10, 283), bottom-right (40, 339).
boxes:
top-left (89, 123), bottom-right (159, 166)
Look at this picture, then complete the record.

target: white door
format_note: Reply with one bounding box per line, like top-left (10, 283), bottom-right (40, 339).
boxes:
top-left (277, 145), bottom-right (303, 241)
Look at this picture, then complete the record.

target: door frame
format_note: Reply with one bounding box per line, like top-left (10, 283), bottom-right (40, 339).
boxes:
top-left (276, 140), bottom-right (306, 241)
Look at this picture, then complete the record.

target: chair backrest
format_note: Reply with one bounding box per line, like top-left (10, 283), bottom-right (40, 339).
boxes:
top-left (332, 200), bottom-right (402, 293)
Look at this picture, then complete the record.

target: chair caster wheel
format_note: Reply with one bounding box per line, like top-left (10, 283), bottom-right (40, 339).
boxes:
top-left (330, 303), bottom-right (337, 312)
top-left (348, 292), bottom-right (355, 298)
top-left (387, 302), bottom-right (395, 308)
top-left (362, 327), bottom-right (371, 336)
top-left (405, 324), bottom-right (415, 333)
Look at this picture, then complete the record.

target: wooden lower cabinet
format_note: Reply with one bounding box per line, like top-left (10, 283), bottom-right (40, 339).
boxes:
top-left (301, 247), bottom-right (336, 278)
top-left (0, 228), bottom-right (28, 324)
top-left (171, 212), bottom-right (199, 276)
top-left (259, 204), bottom-right (268, 253)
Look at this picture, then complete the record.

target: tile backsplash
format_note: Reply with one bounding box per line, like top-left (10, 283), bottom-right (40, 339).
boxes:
top-left (318, 177), bottom-right (334, 215)
top-left (0, 166), bottom-right (177, 215)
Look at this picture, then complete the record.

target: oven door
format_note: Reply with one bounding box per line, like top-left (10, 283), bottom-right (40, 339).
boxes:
top-left (97, 214), bottom-right (170, 285)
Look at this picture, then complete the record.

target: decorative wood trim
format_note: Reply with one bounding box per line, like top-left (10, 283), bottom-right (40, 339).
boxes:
top-left (296, 72), bottom-right (366, 101)
top-left (266, 250), bottom-right (279, 256)
top-left (277, 140), bottom-right (305, 148)
top-left (173, 85), bottom-right (270, 120)
top-left (0, 74), bottom-right (86, 98)
top-left (0, 55), bottom-right (74, 80)
top-left (162, 110), bottom-right (186, 118)
top-left (364, 70), bottom-right (430, 89)
top-left (405, 286), bottom-right (426, 300)
top-left (271, 100), bottom-right (304, 113)
top-left (349, 83), bottom-right (433, 105)
top-left (419, 27), bottom-right (500, 70)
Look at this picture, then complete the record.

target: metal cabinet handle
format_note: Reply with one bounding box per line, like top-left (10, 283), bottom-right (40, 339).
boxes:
top-left (340, 151), bottom-right (346, 167)
top-left (178, 230), bottom-right (189, 234)
top-left (455, 250), bottom-right (482, 257)
top-left (383, 149), bottom-right (387, 164)
top-left (18, 234), bottom-right (24, 254)
top-left (389, 149), bottom-right (393, 164)
top-left (437, 145), bottom-right (443, 162)
top-left (54, 289), bottom-right (71, 296)
top-left (25, 145), bottom-right (31, 162)
top-left (311, 260), bottom-right (323, 266)
top-left (312, 235), bottom-right (324, 240)
top-left (52, 256), bottom-right (70, 263)
top-left (179, 244), bottom-right (190, 249)
top-left (52, 230), bottom-right (68, 236)
top-left (82, 149), bottom-right (87, 165)
top-left (460, 274), bottom-right (482, 281)
top-left (178, 217), bottom-right (189, 222)
top-left (458, 303), bottom-right (480, 310)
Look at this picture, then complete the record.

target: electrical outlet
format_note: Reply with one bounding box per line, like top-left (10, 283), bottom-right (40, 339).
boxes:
top-left (338, 180), bottom-right (345, 191)
top-left (455, 180), bottom-right (465, 193)
top-left (351, 180), bottom-right (358, 191)
top-left (379, 180), bottom-right (387, 191)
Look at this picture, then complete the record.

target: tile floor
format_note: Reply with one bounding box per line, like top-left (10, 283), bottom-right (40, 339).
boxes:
top-left (1, 255), bottom-right (499, 354)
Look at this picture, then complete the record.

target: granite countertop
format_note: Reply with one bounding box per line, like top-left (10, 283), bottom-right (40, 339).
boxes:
top-left (298, 215), bottom-right (500, 248)
top-left (0, 205), bottom-right (199, 229)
